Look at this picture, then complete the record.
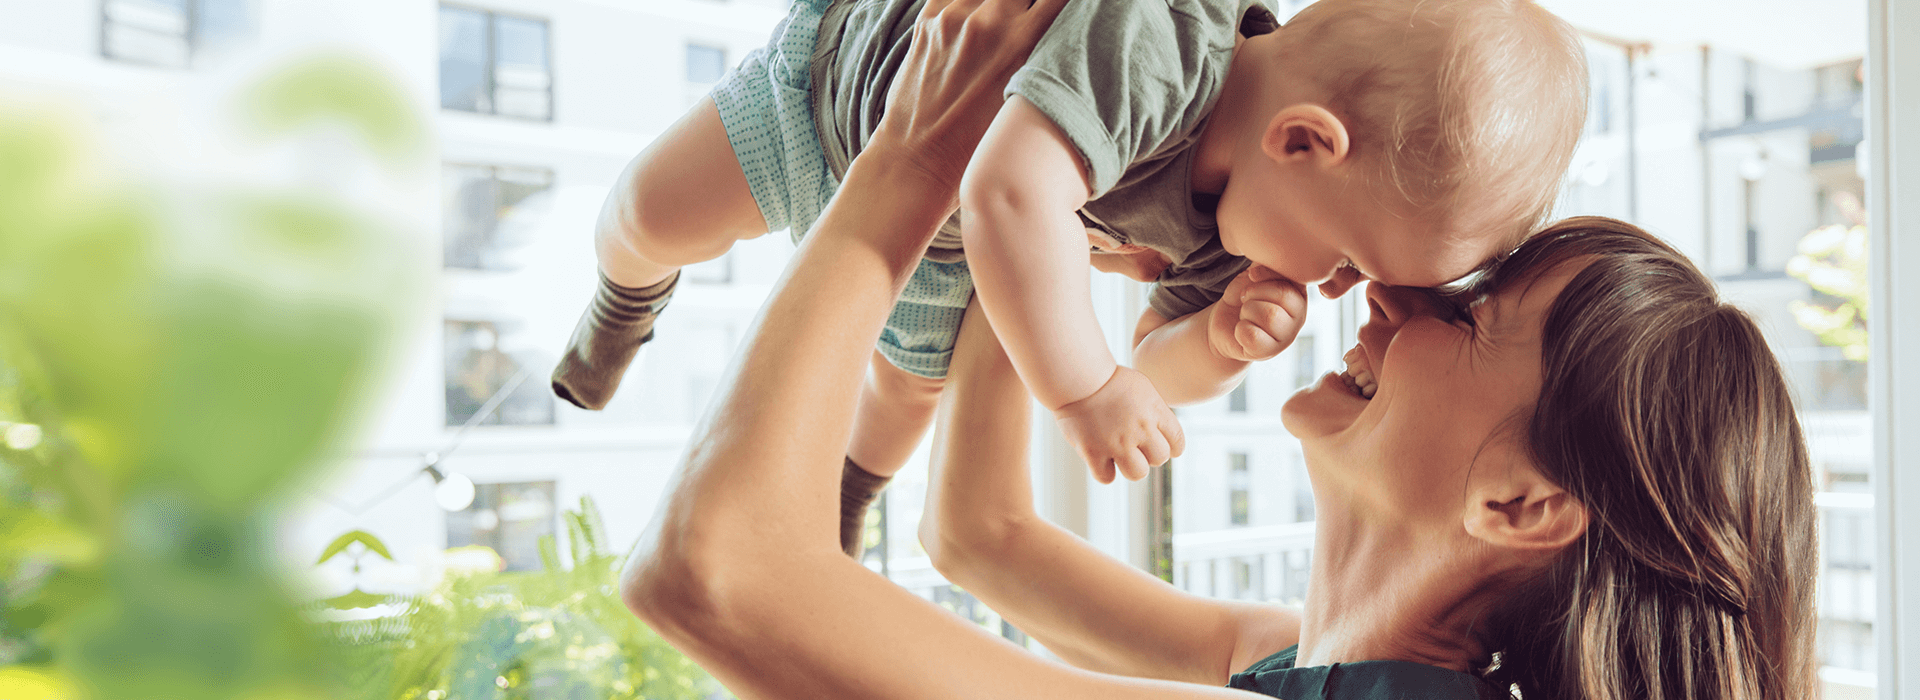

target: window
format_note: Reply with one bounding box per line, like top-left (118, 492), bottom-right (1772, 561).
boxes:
top-left (442, 164), bottom-right (553, 270)
top-left (1742, 58), bottom-right (1758, 122)
top-left (1291, 334), bottom-right (1316, 390)
top-left (1228, 452), bottom-right (1250, 527)
top-left (1292, 454), bottom-right (1315, 523)
top-left (100, 0), bottom-right (250, 68)
top-left (686, 43), bottom-right (728, 84)
top-left (446, 481), bottom-right (556, 572)
top-left (1226, 381), bottom-right (1248, 413)
top-left (439, 5), bottom-right (553, 120)
top-left (444, 320), bottom-right (554, 427)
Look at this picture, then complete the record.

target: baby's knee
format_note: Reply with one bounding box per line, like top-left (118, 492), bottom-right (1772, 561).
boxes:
top-left (615, 194), bottom-right (738, 266)
top-left (867, 357), bottom-right (947, 407)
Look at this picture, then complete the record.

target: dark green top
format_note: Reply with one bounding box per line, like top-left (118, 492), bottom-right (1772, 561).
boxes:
top-left (1226, 646), bottom-right (1510, 700)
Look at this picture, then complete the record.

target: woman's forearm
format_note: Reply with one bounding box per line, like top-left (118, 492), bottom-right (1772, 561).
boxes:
top-left (922, 307), bottom-right (1291, 684)
top-left (625, 151), bottom-right (954, 571)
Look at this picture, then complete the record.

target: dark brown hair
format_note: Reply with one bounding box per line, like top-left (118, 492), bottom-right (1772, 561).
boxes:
top-left (1473, 217), bottom-right (1819, 700)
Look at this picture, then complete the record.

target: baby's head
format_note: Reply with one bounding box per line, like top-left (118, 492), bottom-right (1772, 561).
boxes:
top-left (1216, 0), bottom-right (1587, 288)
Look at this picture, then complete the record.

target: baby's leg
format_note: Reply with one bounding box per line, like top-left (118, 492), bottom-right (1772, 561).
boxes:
top-left (849, 350), bottom-right (947, 476)
top-left (596, 96), bottom-right (766, 288)
top-left (842, 351), bottom-right (946, 556)
top-left (554, 97), bottom-right (767, 410)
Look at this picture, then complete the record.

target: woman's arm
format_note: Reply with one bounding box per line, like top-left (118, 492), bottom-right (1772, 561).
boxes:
top-left (619, 1), bottom-right (1259, 697)
top-left (923, 303), bottom-right (1302, 684)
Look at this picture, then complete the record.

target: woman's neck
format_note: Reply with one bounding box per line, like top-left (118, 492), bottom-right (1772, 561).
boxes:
top-left (1294, 502), bottom-right (1495, 673)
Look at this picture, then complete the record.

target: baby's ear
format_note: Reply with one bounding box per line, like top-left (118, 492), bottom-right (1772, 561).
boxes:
top-left (1261, 105), bottom-right (1350, 167)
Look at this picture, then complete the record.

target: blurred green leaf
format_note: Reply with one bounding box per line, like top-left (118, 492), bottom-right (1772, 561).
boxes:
top-left (238, 53), bottom-right (423, 165)
top-left (0, 508), bottom-right (98, 565)
top-left (317, 530), bottom-right (394, 566)
top-left (319, 589), bottom-right (392, 611)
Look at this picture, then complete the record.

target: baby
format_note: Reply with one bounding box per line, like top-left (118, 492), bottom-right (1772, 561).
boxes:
top-left (552, 0), bottom-right (1588, 556)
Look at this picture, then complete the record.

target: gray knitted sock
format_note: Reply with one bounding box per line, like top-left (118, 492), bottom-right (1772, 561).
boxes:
top-left (551, 271), bottom-right (678, 410)
top-left (841, 457), bottom-right (892, 558)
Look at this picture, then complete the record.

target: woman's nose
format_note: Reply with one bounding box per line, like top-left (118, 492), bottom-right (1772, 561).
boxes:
top-left (1363, 282), bottom-right (1450, 328)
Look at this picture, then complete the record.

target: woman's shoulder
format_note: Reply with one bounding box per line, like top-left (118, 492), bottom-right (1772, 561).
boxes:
top-left (1226, 647), bottom-right (1509, 700)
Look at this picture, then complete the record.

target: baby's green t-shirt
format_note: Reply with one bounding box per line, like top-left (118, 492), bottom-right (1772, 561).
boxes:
top-left (812, 0), bottom-right (1276, 319)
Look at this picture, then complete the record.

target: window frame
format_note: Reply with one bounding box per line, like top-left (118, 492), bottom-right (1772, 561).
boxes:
top-left (100, 0), bottom-right (195, 68)
top-left (439, 3), bottom-right (556, 123)
top-left (1866, 0), bottom-right (1920, 695)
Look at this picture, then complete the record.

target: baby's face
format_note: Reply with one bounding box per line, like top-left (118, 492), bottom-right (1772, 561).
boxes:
top-left (1216, 171), bottom-right (1502, 290)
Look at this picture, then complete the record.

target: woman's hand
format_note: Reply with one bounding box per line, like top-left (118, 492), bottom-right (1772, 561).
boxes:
top-left (870, 0), bottom-right (1070, 199)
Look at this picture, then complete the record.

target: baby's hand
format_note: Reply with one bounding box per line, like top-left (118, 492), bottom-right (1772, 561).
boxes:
top-left (1053, 366), bottom-right (1185, 484)
top-left (1207, 265), bottom-right (1309, 362)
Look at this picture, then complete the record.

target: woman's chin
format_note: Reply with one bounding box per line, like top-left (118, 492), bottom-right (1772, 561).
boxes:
top-left (1281, 371), bottom-right (1371, 439)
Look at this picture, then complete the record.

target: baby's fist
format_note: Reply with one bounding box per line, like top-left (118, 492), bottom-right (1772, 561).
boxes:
top-left (1207, 265), bottom-right (1309, 362)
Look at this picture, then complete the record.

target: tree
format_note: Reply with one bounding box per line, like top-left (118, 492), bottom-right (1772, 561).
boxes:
top-left (1786, 193), bottom-right (1869, 362)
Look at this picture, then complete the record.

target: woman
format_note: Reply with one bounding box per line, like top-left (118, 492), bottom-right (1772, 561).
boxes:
top-left (617, 0), bottom-right (1819, 696)
top-left (922, 217), bottom-right (1818, 700)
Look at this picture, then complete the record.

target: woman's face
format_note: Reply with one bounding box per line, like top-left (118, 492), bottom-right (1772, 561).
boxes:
top-left (1281, 260), bottom-right (1585, 517)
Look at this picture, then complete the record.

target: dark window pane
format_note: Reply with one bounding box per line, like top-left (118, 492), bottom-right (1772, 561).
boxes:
top-left (439, 6), bottom-right (489, 112)
top-left (493, 15), bottom-right (551, 119)
top-left (443, 165), bottom-right (498, 269)
top-left (1227, 381), bottom-right (1247, 413)
top-left (686, 44), bottom-right (727, 84)
top-left (444, 320), bottom-right (554, 427)
top-left (1228, 453), bottom-right (1250, 527)
top-left (443, 165), bottom-right (552, 270)
top-left (446, 481), bottom-right (556, 572)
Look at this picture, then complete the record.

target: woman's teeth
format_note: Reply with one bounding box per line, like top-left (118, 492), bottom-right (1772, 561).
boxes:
top-left (1341, 345), bottom-right (1377, 399)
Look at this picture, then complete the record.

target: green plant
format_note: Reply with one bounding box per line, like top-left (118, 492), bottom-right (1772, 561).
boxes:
top-left (1786, 196), bottom-right (1869, 362)
top-left (0, 53), bottom-right (418, 700)
top-left (326, 497), bottom-right (719, 700)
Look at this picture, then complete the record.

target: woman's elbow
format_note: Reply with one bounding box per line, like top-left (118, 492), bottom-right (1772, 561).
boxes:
top-left (618, 528), bottom-right (732, 646)
top-left (920, 511), bottom-right (1028, 583)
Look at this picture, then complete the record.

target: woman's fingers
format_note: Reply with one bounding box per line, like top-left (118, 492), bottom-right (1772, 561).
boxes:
top-left (1017, 0), bottom-right (1071, 35)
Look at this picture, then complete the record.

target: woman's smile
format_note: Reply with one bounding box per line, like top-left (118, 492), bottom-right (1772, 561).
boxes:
top-left (1339, 342), bottom-right (1378, 399)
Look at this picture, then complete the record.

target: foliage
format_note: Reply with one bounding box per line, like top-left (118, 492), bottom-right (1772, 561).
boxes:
top-left (0, 54), bottom-right (418, 700)
top-left (325, 497), bottom-right (720, 700)
top-left (1786, 196), bottom-right (1869, 362)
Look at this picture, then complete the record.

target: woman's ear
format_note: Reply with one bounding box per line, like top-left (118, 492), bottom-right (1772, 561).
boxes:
top-left (1260, 104), bottom-right (1351, 168)
top-left (1463, 463), bottom-right (1588, 552)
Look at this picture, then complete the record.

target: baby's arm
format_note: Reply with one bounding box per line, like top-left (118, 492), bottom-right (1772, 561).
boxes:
top-left (1133, 266), bottom-right (1310, 406)
top-left (960, 97), bottom-right (1182, 482)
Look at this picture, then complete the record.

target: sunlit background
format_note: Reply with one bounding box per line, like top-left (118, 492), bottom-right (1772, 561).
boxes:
top-left (0, 1), bottom-right (1875, 699)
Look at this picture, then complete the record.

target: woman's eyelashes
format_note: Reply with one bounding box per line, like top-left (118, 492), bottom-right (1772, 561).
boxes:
top-left (1421, 289), bottom-right (1479, 329)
